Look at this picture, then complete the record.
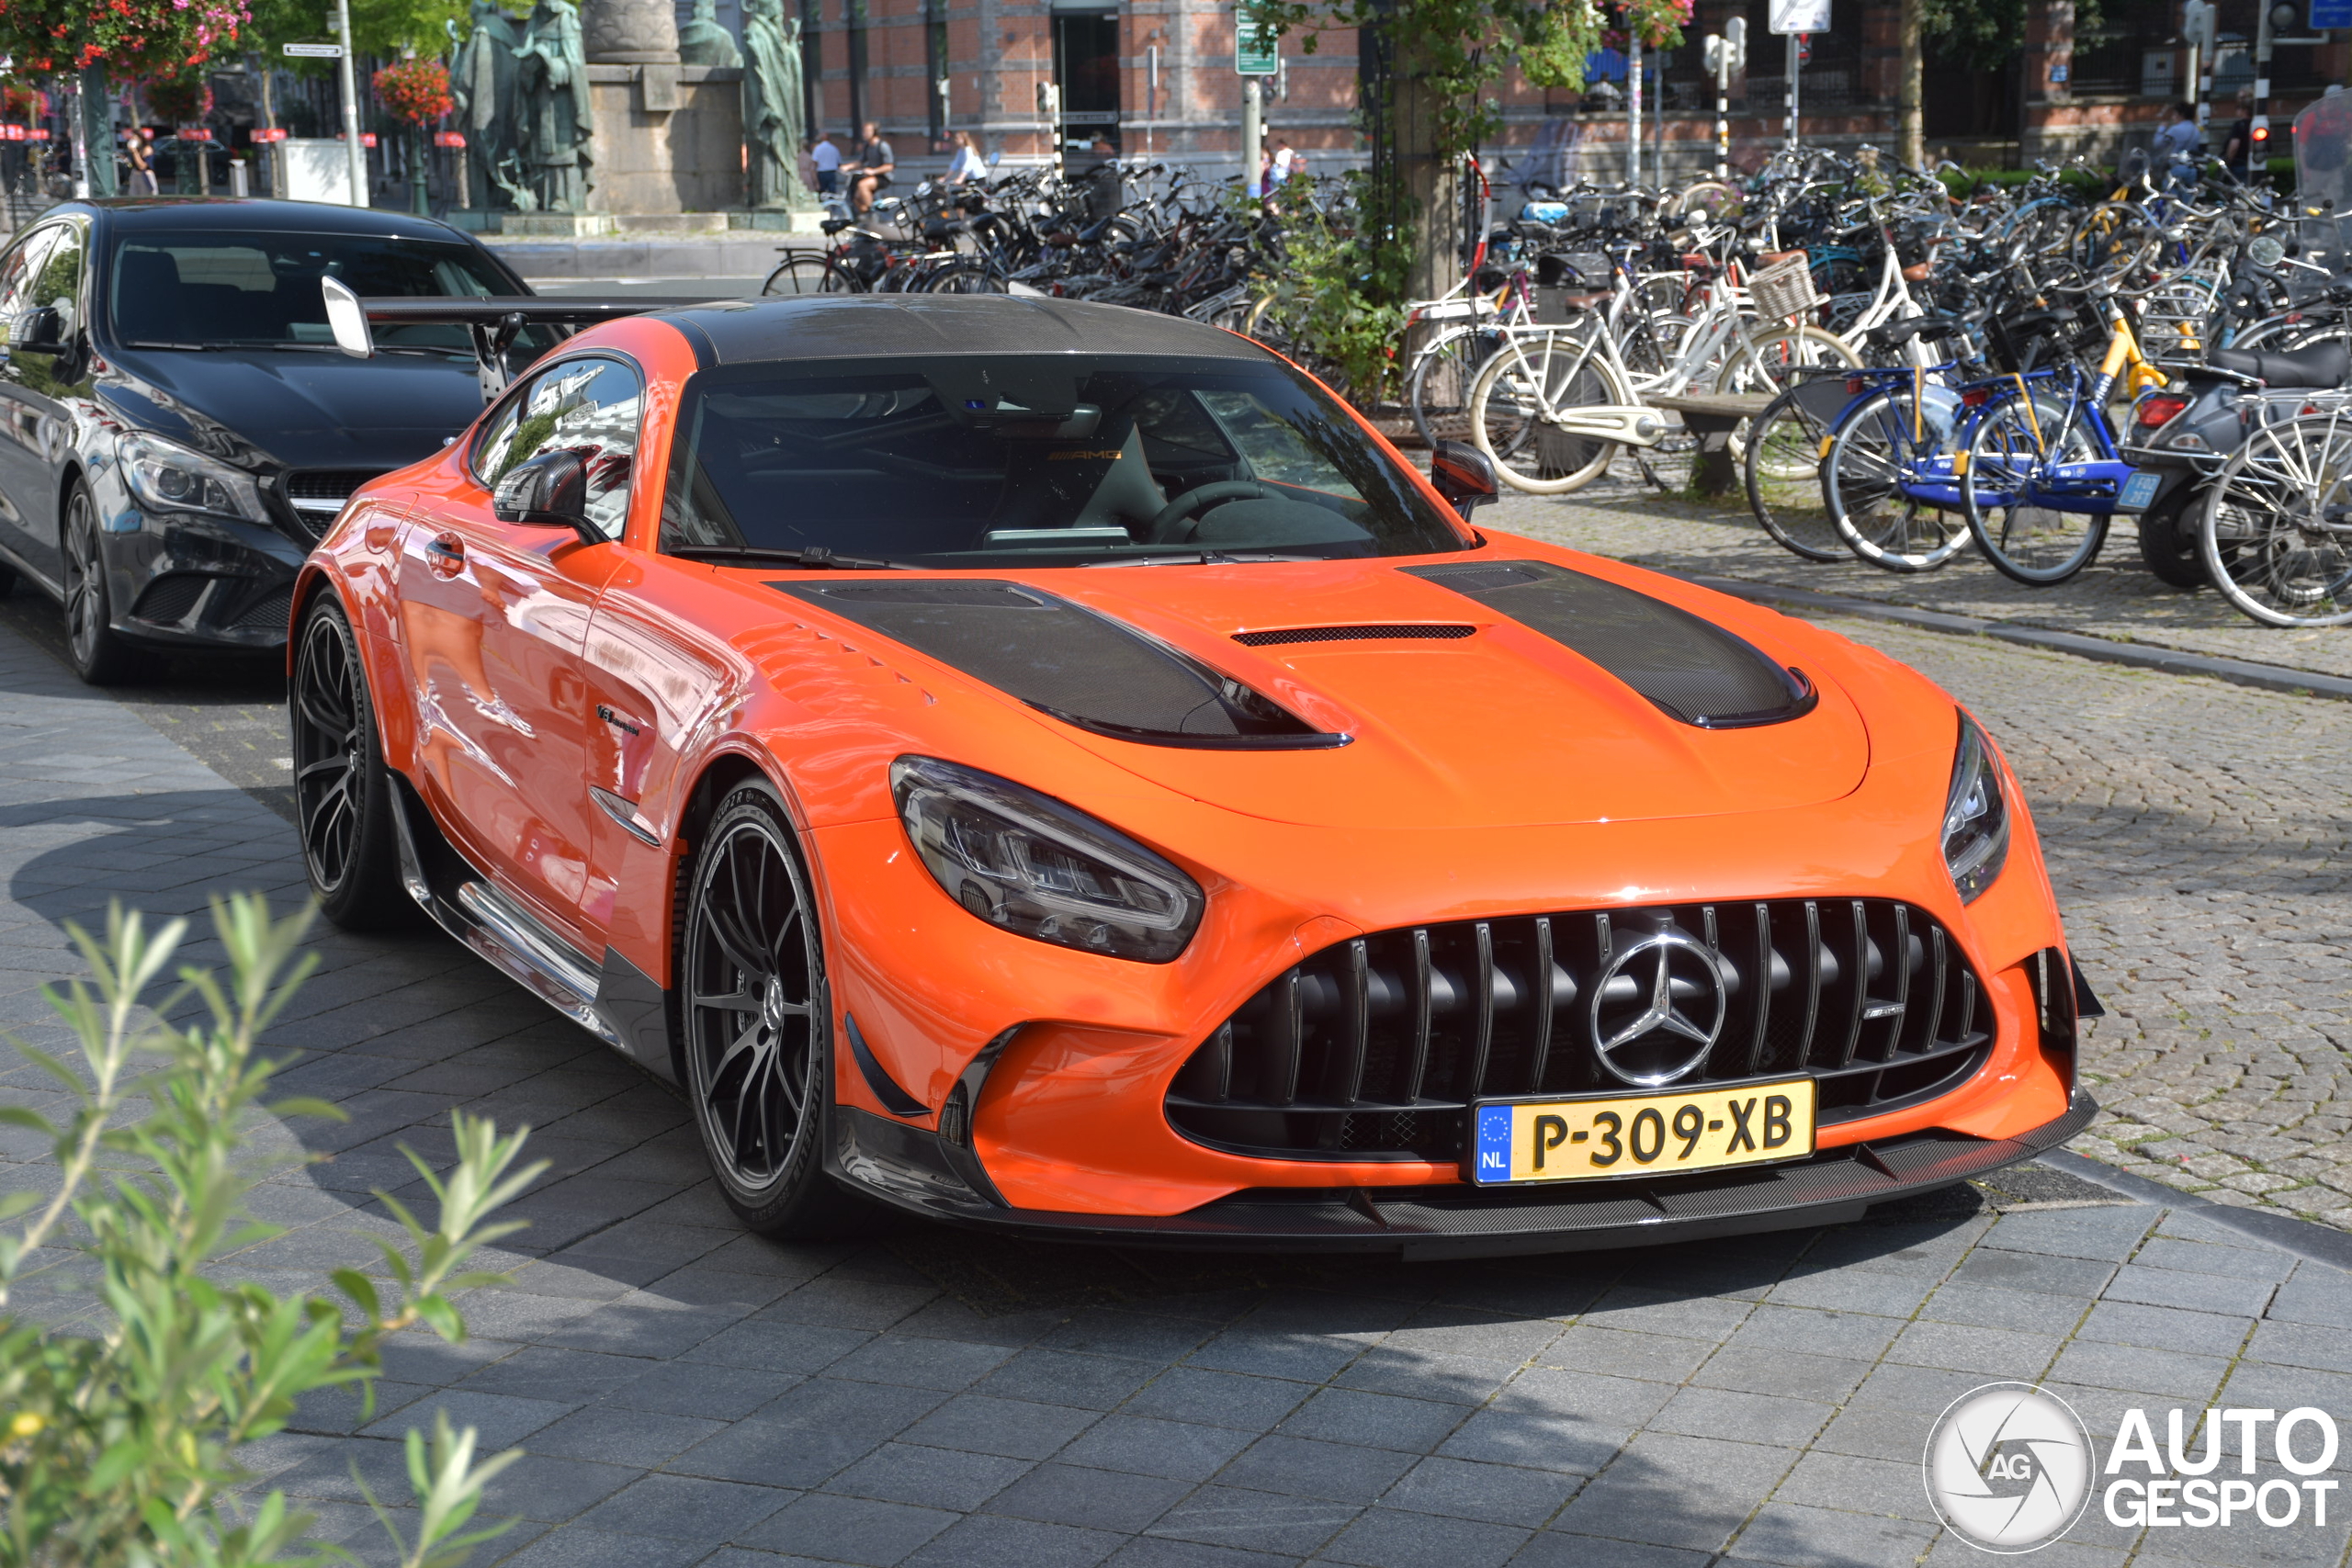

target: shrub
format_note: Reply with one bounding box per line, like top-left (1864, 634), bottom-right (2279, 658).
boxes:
top-left (0, 896), bottom-right (546, 1568)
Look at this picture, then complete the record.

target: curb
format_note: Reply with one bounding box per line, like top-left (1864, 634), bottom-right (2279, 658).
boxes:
top-left (1680, 576), bottom-right (2352, 703)
top-left (2036, 1149), bottom-right (2352, 1274)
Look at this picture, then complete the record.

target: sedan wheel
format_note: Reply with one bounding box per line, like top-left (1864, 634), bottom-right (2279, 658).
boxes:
top-left (682, 783), bottom-right (866, 1236)
top-left (62, 487), bottom-right (148, 685)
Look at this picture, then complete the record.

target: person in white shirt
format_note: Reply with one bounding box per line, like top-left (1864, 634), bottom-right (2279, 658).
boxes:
top-left (946, 130), bottom-right (987, 185)
top-left (1270, 135), bottom-right (1305, 187)
top-left (810, 131), bottom-right (842, 196)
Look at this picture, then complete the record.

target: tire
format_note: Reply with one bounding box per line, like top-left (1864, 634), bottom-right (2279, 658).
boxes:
top-left (1711, 325), bottom-right (1860, 466)
top-left (2132, 485), bottom-right (2208, 589)
top-left (1745, 381), bottom-right (1847, 561)
top-left (2196, 414), bottom-right (2352, 627)
top-left (920, 260), bottom-right (1008, 294)
top-left (62, 484), bottom-right (151, 685)
top-left (1960, 393), bottom-right (2109, 585)
top-left (1821, 389), bottom-right (1972, 572)
top-left (289, 595), bottom-right (416, 931)
top-left (762, 254), bottom-right (838, 296)
top-left (1407, 324), bottom-right (1494, 448)
top-left (1467, 332), bottom-right (1626, 495)
top-left (679, 781), bottom-right (870, 1238)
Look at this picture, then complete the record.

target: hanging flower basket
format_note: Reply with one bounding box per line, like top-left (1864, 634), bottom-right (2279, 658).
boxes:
top-left (0, 84), bottom-right (49, 123)
top-left (373, 59), bottom-right (455, 127)
top-left (1622, 0), bottom-right (1690, 51)
top-left (0, 0), bottom-right (247, 77)
top-left (144, 73), bottom-right (213, 126)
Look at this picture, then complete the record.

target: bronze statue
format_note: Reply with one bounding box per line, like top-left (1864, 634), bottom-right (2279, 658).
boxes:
top-left (741, 0), bottom-right (809, 209)
top-left (516, 0), bottom-right (595, 212)
top-left (451, 0), bottom-right (526, 209)
top-left (677, 0), bottom-right (741, 68)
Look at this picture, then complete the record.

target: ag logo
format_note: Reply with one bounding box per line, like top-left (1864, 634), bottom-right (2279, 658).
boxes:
top-left (1588, 931), bottom-right (1726, 1087)
top-left (1924, 1382), bottom-right (2094, 1553)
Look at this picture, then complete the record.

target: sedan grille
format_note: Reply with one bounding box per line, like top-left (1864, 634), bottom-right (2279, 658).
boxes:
top-left (280, 470), bottom-right (383, 537)
top-left (1167, 898), bottom-right (1994, 1162)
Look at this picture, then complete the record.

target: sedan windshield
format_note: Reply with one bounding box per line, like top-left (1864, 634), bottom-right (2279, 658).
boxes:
top-left (655, 354), bottom-right (1470, 567)
top-left (108, 230), bottom-right (527, 354)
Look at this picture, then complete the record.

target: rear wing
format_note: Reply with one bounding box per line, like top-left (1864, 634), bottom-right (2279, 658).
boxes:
top-left (321, 277), bottom-right (723, 400)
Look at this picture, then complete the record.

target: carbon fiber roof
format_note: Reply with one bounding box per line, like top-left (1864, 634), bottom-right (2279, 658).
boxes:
top-left (652, 293), bottom-right (1272, 367)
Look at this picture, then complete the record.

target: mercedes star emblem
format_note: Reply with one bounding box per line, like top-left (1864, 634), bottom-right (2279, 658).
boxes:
top-left (1589, 931), bottom-right (1729, 1087)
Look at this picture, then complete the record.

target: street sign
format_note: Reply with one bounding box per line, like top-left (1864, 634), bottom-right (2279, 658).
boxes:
top-left (1769, 0), bottom-right (1830, 35)
top-left (1236, 18), bottom-right (1279, 74)
top-left (282, 42), bottom-right (344, 58)
top-left (434, 130), bottom-right (467, 148)
top-left (2312, 0), bottom-right (2352, 28)
top-left (253, 127), bottom-right (288, 142)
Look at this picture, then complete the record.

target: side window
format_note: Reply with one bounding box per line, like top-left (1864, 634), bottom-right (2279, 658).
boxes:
top-left (0, 227), bottom-right (62, 339)
top-left (473, 356), bottom-right (644, 541)
top-left (29, 226), bottom-right (85, 340)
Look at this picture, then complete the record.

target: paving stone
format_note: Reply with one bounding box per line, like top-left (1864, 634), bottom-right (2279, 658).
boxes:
top-left (1276, 1389), bottom-right (1466, 1455)
top-left (1315, 1506), bottom-right (1532, 1568)
top-left (899, 1512), bottom-right (1125, 1568)
top-left (1379, 1456), bottom-right (1582, 1529)
top-left (572, 1472), bottom-right (794, 1542)
top-left (1059, 1416), bottom-right (1260, 1483)
top-left (983, 1463), bottom-right (1196, 1533)
top-left (1220, 1435), bottom-right (1418, 1504)
top-left (736, 1492), bottom-right (959, 1565)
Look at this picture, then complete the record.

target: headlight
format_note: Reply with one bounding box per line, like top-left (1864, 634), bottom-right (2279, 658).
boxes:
top-left (1942, 712), bottom-right (2011, 903)
top-left (118, 433), bottom-right (266, 524)
top-left (891, 756), bottom-right (1204, 963)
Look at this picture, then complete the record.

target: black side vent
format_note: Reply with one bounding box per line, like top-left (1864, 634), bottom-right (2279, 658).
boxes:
top-left (775, 580), bottom-right (1348, 750)
top-left (231, 584), bottom-right (294, 636)
top-left (1167, 898), bottom-right (1993, 1162)
top-left (131, 573), bottom-right (209, 626)
top-left (1234, 624), bottom-right (1478, 648)
top-left (1403, 559), bottom-right (1815, 728)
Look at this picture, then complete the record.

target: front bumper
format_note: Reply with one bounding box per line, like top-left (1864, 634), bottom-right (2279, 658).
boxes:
top-left (832, 1088), bottom-right (2098, 1260)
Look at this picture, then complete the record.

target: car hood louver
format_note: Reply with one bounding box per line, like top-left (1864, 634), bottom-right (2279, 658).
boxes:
top-left (772, 580), bottom-right (1346, 750)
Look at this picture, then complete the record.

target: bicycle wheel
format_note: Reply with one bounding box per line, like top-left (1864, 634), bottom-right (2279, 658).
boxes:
top-left (762, 254), bottom-right (837, 296)
top-left (2197, 412), bottom-right (2352, 626)
top-left (1711, 324), bottom-right (1860, 467)
top-left (2069, 201), bottom-right (2159, 285)
top-left (922, 260), bottom-right (1008, 293)
top-left (1960, 394), bottom-right (2109, 585)
top-left (1744, 381), bottom-right (1846, 561)
top-left (1467, 332), bottom-right (1626, 496)
top-left (1821, 390), bottom-right (1972, 572)
top-left (1408, 325), bottom-right (1495, 447)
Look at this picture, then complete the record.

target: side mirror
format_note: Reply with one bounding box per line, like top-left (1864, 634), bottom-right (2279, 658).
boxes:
top-left (491, 449), bottom-right (598, 543)
top-left (322, 276), bottom-right (374, 359)
top-left (7, 305), bottom-right (64, 353)
top-left (1430, 439), bottom-right (1499, 518)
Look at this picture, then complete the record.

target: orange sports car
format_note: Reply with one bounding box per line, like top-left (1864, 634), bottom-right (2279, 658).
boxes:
top-left (291, 293), bottom-right (2097, 1258)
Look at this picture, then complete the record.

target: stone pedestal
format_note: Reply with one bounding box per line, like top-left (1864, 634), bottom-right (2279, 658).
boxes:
top-left (729, 209), bottom-right (828, 232)
top-left (582, 0), bottom-right (680, 62)
top-left (583, 63), bottom-right (745, 214)
top-left (501, 212), bottom-right (620, 235)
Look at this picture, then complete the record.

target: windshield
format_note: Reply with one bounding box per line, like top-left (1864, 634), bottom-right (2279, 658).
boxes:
top-left (107, 230), bottom-right (537, 354)
top-left (656, 354), bottom-right (1470, 567)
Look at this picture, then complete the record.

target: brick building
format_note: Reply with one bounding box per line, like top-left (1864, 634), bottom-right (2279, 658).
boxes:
top-left (783, 0), bottom-right (2346, 178)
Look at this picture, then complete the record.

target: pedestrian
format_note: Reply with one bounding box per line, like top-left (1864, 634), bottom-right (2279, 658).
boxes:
top-left (123, 127), bottom-right (157, 196)
top-left (2151, 101), bottom-right (2199, 188)
top-left (810, 130), bottom-right (842, 197)
top-left (2222, 88), bottom-right (2256, 174)
top-left (1269, 134), bottom-right (1305, 188)
top-left (847, 120), bottom-right (894, 216)
top-left (945, 129), bottom-right (987, 185)
top-left (1081, 132), bottom-right (1121, 221)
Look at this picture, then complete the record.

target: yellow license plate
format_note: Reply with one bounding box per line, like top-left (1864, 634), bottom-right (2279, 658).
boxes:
top-left (1468, 1077), bottom-right (1816, 1185)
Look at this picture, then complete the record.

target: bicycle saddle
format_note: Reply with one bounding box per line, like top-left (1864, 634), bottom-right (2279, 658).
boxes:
top-left (2206, 341), bottom-right (2352, 389)
top-left (820, 218), bottom-right (853, 235)
top-left (1867, 314), bottom-right (1965, 348)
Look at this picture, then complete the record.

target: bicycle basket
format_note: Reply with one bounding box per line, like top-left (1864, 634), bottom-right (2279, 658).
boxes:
top-left (1750, 253), bottom-right (1821, 321)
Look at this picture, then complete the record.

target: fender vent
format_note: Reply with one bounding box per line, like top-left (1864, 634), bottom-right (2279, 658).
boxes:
top-left (1234, 624), bottom-right (1478, 647)
top-left (131, 572), bottom-right (208, 626)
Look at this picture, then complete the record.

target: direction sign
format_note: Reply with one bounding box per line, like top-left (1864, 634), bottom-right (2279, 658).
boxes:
top-left (2312, 0), bottom-right (2352, 28)
top-left (1769, 0), bottom-right (1831, 33)
top-left (282, 42), bottom-right (344, 57)
top-left (1236, 18), bottom-right (1279, 74)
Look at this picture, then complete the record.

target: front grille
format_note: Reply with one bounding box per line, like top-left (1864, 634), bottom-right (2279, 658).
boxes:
top-left (130, 572), bottom-right (209, 626)
top-left (1167, 898), bottom-right (1995, 1161)
top-left (281, 469), bottom-right (382, 537)
top-left (1234, 624), bottom-right (1479, 647)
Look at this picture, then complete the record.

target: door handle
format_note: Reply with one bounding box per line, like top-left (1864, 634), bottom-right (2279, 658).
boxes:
top-left (424, 533), bottom-right (465, 577)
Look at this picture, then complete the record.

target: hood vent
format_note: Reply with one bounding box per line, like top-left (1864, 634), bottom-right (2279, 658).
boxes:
top-left (774, 580), bottom-right (1348, 750)
top-left (1234, 624), bottom-right (1478, 648)
top-left (1403, 560), bottom-right (1815, 729)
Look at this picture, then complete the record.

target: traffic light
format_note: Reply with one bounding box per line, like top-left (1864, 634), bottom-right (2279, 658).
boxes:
top-left (1724, 16), bottom-right (1747, 72)
top-left (2182, 0), bottom-right (2215, 50)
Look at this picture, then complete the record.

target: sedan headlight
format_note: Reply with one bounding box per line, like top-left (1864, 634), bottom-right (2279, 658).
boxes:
top-left (892, 756), bottom-right (1204, 963)
top-left (118, 433), bottom-right (266, 524)
top-left (1942, 712), bottom-right (2011, 903)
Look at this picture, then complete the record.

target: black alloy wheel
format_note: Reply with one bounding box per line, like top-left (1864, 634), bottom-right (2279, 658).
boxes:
top-left (62, 486), bottom-right (149, 685)
top-left (682, 782), bottom-right (867, 1237)
top-left (289, 598), bottom-right (413, 929)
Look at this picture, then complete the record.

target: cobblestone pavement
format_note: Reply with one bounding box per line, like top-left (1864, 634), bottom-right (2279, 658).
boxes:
top-left (6, 587), bottom-right (2352, 1565)
top-left (1490, 475), bottom-right (2352, 682)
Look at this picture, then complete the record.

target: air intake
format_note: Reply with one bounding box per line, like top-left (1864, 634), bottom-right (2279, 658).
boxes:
top-left (1234, 624), bottom-right (1478, 648)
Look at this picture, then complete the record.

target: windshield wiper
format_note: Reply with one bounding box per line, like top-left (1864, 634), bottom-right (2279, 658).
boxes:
top-left (667, 545), bottom-right (922, 571)
top-left (122, 340), bottom-right (216, 351)
top-left (1080, 550), bottom-right (1322, 567)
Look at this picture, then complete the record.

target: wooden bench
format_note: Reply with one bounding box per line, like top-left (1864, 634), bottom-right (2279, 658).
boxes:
top-left (1648, 391), bottom-right (1775, 498)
